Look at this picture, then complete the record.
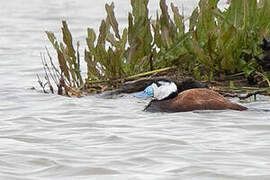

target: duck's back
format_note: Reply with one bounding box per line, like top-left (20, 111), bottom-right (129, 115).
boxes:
top-left (145, 88), bottom-right (247, 112)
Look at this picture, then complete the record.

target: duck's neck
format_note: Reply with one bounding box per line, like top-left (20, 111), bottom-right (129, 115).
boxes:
top-left (160, 91), bottom-right (178, 101)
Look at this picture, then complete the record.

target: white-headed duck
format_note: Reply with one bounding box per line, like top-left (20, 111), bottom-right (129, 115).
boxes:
top-left (135, 79), bottom-right (247, 112)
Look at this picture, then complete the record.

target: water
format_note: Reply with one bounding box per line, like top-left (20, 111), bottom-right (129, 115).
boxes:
top-left (1, 0), bottom-right (270, 179)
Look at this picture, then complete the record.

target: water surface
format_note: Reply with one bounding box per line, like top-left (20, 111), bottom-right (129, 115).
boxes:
top-left (1, 0), bottom-right (270, 180)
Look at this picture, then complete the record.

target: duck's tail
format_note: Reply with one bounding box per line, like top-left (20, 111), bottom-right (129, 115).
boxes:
top-left (230, 102), bottom-right (248, 111)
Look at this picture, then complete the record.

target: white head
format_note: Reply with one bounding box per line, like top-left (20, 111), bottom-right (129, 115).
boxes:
top-left (135, 80), bottom-right (178, 100)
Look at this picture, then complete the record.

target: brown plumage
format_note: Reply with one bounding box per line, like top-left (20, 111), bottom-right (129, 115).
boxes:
top-left (145, 88), bottom-right (247, 112)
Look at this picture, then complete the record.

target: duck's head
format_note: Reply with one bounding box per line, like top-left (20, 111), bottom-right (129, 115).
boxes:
top-left (135, 80), bottom-right (178, 100)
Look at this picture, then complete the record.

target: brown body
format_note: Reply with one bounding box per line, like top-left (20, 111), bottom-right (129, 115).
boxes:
top-left (145, 88), bottom-right (247, 112)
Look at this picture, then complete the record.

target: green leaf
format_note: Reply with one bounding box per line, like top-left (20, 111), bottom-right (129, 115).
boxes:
top-left (62, 21), bottom-right (75, 58)
top-left (97, 20), bottom-right (107, 49)
top-left (45, 31), bottom-right (59, 50)
top-left (189, 7), bottom-right (199, 32)
top-left (171, 3), bottom-right (184, 35)
top-left (105, 2), bottom-right (121, 39)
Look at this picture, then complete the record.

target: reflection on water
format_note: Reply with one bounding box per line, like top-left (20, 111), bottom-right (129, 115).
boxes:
top-left (1, 0), bottom-right (270, 179)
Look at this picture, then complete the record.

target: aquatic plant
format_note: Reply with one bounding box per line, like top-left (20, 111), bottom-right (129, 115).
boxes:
top-left (151, 0), bottom-right (192, 68)
top-left (45, 21), bottom-right (83, 89)
top-left (85, 3), bottom-right (127, 85)
top-left (43, 21), bottom-right (83, 96)
top-left (84, 1), bottom-right (156, 90)
top-left (43, 0), bottom-right (270, 95)
top-left (189, 0), bottom-right (270, 77)
top-left (127, 0), bottom-right (153, 73)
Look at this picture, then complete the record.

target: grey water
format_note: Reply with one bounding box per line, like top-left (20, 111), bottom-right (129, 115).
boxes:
top-left (1, 0), bottom-right (270, 180)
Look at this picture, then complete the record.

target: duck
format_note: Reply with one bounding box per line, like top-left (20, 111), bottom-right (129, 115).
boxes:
top-left (135, 79), bottom-right (247, 112)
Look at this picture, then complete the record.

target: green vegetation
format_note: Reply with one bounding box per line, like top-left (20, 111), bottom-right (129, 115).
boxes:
top-left (43, 0), bottom-right (270, 95)
top-left (46, 21), bottom-right (83, 89)
top-left (190, 0), bottom-right (270, 78)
